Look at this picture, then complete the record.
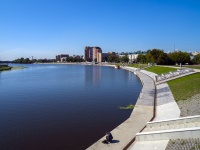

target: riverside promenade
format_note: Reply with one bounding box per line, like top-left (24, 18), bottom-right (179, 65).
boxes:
top-left (130, 70), bottom-right (181, 150)
top-left (139, 69), bottom-right (181, 121)
top-left (87, 66), bottom-right (185, 150)
top-left (87, 67), bottom-right (156, 150)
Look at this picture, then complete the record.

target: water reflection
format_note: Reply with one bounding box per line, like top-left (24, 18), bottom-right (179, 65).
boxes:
top-left (85, 66), bottom-right (102, 85)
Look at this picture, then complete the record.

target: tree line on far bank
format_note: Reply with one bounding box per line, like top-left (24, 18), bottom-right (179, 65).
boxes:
top-left (137, 49), bottom-right (200, 65)
top-left (13, 57), bottom-right (84, 64)
top-left (12, 58), bottom-right (53, 64)
top-left (12, 49), bottom-right (200, 65)
top-left (107, 49), bottom-right (200, 65)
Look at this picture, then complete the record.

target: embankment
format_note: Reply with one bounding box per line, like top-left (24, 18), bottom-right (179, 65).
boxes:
top-left (87, 67), bottom-right (156, 150)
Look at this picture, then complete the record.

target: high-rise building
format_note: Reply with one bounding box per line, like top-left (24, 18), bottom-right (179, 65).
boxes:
top-left (84, 46), bottom-right (102, 62)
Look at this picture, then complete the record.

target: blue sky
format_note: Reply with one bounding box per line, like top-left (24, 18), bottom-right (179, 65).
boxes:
top-left (0, 0), bottom-right (200, 60)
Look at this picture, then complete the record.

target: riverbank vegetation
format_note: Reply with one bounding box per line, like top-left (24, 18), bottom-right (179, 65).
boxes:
top-left (167, 73), bottom-right (200, 101)
top-left (0, 66), bottom-right (12, 71)
top-left (11, 66), bottom-right (27, 70)
top-left (0, 66), bottom-right (26, 71)
top-left (119, 104), bottom-right (135, 110)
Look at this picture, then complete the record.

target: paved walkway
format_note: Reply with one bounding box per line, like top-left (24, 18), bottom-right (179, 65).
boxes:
top-left (137, 69), bottom-right (181, 121)
top-left (87, 67), bottom-right (155, 150)
top-left (154, 83), bottom-right (180, 121)
top-left (130, 68), bottom-right (181, 150)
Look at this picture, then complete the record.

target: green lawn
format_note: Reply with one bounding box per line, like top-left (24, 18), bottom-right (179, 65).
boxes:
top-left (183, 65), bottom-right (200, 69)
top-left (145, 66), bottom-right (177, 75)
top-left (168, 73), bottom-right (200, 101)
top-left (129, 63), bottom-right (148, 68)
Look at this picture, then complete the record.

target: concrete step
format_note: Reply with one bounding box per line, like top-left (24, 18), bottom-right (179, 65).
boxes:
top-left (136, 127), bottom-right (200, 141)
top-left (144, 122), bottom-right (200, 132)
top-left (143, 115), bottom-right (200, 132)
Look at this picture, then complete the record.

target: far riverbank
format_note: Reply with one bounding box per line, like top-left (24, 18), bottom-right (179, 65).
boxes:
top-left (34, 62), bottom-right (115, 66)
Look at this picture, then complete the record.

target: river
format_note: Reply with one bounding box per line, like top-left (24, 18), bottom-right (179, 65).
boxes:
top-left (0, 64), bottom-right (142, 150)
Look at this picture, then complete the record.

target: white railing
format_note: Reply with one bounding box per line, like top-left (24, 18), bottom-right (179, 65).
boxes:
top-left (155, 69), bottom-right (194, 82)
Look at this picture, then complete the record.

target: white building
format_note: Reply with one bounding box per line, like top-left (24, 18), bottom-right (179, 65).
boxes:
top-left (119, 51), bottom-right (147, 63)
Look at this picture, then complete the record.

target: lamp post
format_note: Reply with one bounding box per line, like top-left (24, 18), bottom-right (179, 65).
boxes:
top-left (180, 55), bottom-right (182, 69)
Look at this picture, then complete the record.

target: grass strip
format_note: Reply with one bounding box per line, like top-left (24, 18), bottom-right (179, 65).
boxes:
top-left (129, 64), bottom-right (148, 69)
top-left (145, 66), bottom-right (177, 75)
top-left (183, 65), bottom-right (200, 69)
top-left (168, 73), bottom-right (200, 101)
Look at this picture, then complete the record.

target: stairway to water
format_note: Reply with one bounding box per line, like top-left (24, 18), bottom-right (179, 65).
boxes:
top-left (136, 115), bottom-right (200, 142)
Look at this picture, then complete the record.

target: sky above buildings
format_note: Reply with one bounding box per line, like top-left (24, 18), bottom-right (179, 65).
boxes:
top-left (0, 0), bottom-right (200, 60)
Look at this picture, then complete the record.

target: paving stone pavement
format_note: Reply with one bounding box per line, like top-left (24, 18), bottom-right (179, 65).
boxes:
top-left (130, 140), bottom-right (169, 150)
top-left (166, 138), bottom-right (200, 150)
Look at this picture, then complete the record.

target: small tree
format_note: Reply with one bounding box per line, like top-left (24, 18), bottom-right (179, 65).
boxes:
top-left (137, 54), bottom-right (146, 63)
top-left (192, 53), bottom-right (200, 64)
top-left (108, 54), bottom-right (119, 63)
top-left (168, 51), bottom-right (190, 65)
top-left (120, 55), bottom-right (129, 63)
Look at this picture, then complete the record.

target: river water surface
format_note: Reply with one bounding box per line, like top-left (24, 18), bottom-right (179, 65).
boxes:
top-left (0, 64), bottom-right (142, 150)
